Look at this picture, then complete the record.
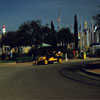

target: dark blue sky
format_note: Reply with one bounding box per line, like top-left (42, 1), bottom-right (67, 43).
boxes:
top-left (0, 0), bottom-right (100, 31)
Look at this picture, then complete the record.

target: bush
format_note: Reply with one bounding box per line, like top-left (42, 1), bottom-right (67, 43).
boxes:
top-left (16, 56), bottom-right (33, 63)
top-left (67, 49), bottom-right (74, 59)
top-left (67, 53), bottom-right (74, 59)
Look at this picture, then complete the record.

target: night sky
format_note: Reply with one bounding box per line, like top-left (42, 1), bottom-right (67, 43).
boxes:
top-left (0, 0), bottom-right (100, 31)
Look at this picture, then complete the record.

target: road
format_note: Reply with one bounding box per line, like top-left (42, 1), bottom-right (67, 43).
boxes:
top-left (0, 60), bottom-right (100, 99)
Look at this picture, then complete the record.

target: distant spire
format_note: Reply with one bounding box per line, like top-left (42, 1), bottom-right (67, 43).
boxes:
top-left (2, 24), bottom-right (6, 34)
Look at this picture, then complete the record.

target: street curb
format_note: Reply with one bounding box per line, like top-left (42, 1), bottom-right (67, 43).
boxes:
top-left (59, 68), bottom-right (100, 87)
top-left (81, 68), bottom-right (100, 77)
top-left (61, 59), bottom-right (100, 79)
top-left (63, 58), bottom-right (100, 62)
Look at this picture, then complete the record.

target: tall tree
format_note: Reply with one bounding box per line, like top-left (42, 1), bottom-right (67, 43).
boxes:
top-left (74, 14), bottom-right (78, 51)
top-left (51, 21), bottom-right (55, 31)
top-left (41, 24), bottom-right (51, 44)
top-left (50, 21), bottom-right (57, 46)
top-left (30, 20), bottom-right (43, 47)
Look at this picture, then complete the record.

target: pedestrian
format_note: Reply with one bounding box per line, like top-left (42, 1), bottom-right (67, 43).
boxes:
top-left (73, 49), bottom-right (76, 58)
top-left (76, 50), bottom-right (78, 58)
top-left (65, 52), bottom-right (68, 61)
top-left (81, 49), bottom-right (83, 58)
top-left (10, 50), bottom-right (13, 59)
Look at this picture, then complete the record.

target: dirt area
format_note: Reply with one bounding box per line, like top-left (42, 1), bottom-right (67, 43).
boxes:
top-left (0, 62), bottom-right (33, 67)
top-left (85, 61), bottom-right (100, 74)
top-left (87, 69), bottom-right (100, 74)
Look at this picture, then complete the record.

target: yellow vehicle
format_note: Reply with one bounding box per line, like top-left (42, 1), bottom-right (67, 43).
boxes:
top-left (35, 52), bottom-right (63, 65)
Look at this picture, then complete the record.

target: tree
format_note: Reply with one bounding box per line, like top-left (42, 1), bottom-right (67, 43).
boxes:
top-left (50, 21), bottom-right (57, 46)
top-left (0, 31), bottom-right (18, 48)
top-left (0, 20), bottom-right (43, 48)
top-left (0, 19), bottom-right (75, 49)
top-left (57, 28), bottom-right (74, 46)
top-left (17, 21), bottom-right (32, 46)
top-left (92, 6), bottom-right (100, 27)
top-left (30, 20), bottom-right (43, 47)
top-left (74, 14), bottom-right (78, 51)
top-left (16, 30), bottom-right (31, 47)
top-left (93, 13), bottom-right (100, 27)
top-left (18, 20), bottom-right (43, 47)
top-left (51, 21), bottom-right (55, 31)
top-left (41, 24), bottom-right (51, 44)
top-left (41, 21), bottom-right (57, 46)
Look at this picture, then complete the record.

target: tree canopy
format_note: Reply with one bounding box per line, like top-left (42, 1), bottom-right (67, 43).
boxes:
top-left (57, 28), bottom-right (74, 46)
top-left (0, 19), bottom-right (74, 48)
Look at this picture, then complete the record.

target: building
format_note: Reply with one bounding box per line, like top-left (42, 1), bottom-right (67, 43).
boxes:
top-left (78, 25), bottom-right (100, 54)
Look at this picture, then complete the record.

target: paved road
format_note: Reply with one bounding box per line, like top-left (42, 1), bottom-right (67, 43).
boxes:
top-left (0, 60), bottom-right (100, 100)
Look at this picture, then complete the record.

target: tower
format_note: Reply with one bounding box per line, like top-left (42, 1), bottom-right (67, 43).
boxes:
top-left (2, 24), bottom-right (6, 34)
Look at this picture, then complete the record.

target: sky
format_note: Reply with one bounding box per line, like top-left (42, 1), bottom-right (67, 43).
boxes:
top-left (0, 0), bottom-right (100, 31)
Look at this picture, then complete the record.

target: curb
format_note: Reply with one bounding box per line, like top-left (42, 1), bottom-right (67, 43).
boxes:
top-left (81, 68), bottom-right (100, 77)
top-left (81, 62), bottom-right (100, 77)
top-left (63, 58), bottom-right (100, 62)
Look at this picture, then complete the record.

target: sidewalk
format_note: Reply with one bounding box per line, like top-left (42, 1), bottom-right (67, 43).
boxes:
top-left (86, 69), bottom-right (100, 74)
top-left (83, 61), bottom-right (100, 75)
top-left (64, 57), bottom-right (100, 75)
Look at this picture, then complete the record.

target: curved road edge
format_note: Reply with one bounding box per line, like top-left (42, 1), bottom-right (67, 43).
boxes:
top-left (81, 68), bottom-right (100, 77)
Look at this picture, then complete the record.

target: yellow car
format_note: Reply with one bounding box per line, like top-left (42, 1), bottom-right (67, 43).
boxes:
top-left (35, 52), bottom-right (63, 65)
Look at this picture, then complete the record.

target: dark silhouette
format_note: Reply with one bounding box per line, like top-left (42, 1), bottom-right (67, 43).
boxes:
top-left (93, 13), bottom-right (100, 28)
top-left (57, 28), bottom-right (74, 46)
top-left (74, 14), bottom-right (78, 51)
top-left (51, 21), bottom-right (56, 47)
top-left (0, 19), bottom-right (74, 49)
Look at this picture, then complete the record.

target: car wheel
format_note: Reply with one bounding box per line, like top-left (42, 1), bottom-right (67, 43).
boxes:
top-left (58, 58), bottom-right (62, 63)
top-left (44, 60), bottom-right (48, 65)
top-left (35, 61), bottom-right (38, 65)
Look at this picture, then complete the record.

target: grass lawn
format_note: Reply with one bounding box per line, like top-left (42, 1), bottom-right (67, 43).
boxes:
top-left (0, 60), bottom-right (16, 63)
